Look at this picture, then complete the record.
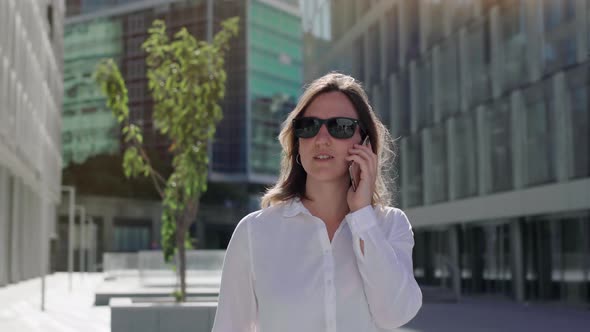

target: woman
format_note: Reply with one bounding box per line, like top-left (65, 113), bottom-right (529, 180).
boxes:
top-left (212, 73), bottom-right (422, 332)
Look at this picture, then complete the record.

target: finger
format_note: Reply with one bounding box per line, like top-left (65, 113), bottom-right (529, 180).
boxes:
top-left (345, 155), bottom-right (371, 180)
top-left (350, 145), bottom-right (373, 159)
top-left (353, 143), bottom-right (377, 160)
top-left (350, 146), bottom-right (377, 171)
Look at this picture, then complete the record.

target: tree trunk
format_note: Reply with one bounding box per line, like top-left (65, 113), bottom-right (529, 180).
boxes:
top-left (178, 196), bottom-right (200, 302)
top-left (177, 212), bottom-right (187, 302)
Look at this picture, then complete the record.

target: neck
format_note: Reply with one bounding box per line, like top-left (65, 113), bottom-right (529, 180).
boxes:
top-left (302, 177), bottom-right (350, 224)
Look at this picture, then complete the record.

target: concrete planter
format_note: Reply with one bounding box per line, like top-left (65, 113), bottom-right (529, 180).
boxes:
top-left (110, 298), bottom-right (218, 332)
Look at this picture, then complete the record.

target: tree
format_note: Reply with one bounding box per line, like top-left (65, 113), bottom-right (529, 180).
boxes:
top-left (95, 17), bottom-right (239, 301)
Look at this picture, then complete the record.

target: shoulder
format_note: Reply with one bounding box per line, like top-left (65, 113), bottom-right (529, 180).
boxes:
top-left (238, 202), bottom-right (286, 225)
top-left (374, 205), bottom-right (414, 238)
top-left (233, 201), bottom-right (289, 234)
top-left (376, 206), bottom-right (411, 225)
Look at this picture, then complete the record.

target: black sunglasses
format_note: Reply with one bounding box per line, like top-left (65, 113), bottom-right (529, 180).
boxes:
top-left (293, 116), bottom-right (364, 139)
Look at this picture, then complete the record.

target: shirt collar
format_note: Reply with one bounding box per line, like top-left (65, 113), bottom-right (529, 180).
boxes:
top-left (282, 196), bottom-right (311, 218)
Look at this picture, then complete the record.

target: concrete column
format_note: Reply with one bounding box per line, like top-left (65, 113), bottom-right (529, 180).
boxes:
top-left (525, 0), bottom-right (542, 82)
top-left (152, 210), bottom-right (161, 249)
top-left (476, 105), bottom-right (490, 195)
top-left (510, 220), bottom-right (525, 302)
top-left (398, 0), bottom-right (408, 69)
top-left (473, 0), bottom-right (483, 18)
top-left (400, 138), bottom-right (410, 210)
top-left (458, 27), bottom-right (470, 112)
top-left (422, 129), bottom-right (433, 205)
top-left (490, 6), bottom-right (503, 98)
top-left (19, 185), bottom-right (26, 280)
top-left (21, 188), bottom-right (30, 279)
top-left (41, 195), bottom-right (49, 311)
top-left (10, 178), bottom-right (20, 283)
top-left (372, 84), bottom-right (383, 122)
top-left (409, 60), bottom-right (419, 133)
top-left (442, 0), bottom-right (452, 38)
top-left (575, 0), bottom-right (588, 63)
top-left (446, 118), bottom-right (457, 201)
top-left (510, 91), bottom-right (525, 190)
top-left (36, 192), bottom-right (46, 279)
top-left (419, 0), bottom-right (429, 54)
top-left (0, 166), bottom-right (7, 286)
top-left (389, 73), bottom-right (400, 138)
top-left (448, 226), bottom-right (462, 301)
top-left (432, 45), bottom-right (442, 123)
top-left (76, 206), bottom-right (86, 273)
top-left (363, 30), bottom-right (371, 86)
top-left (552, 72), bottom-right (572, 181)
top-left (87, 217), bottom-right (95, 272)
top-left (64, 186), bottom-right (75, 290)
top-left (104, 214), bottom-right (115, 252)
top-left (379, 15), bottom-right (388, 82)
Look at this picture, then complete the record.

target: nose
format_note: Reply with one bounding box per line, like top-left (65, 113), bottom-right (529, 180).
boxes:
top-left (314, 123), bottom-right (331, 144)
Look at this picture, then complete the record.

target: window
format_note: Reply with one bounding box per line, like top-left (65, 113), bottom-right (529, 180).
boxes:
top-left (114, 225), bottom-right (151, 252)
top-left (439, 38), bottom-right (460, 119)
top-left (567, 70), bottom-right (590, 179)
top-left (454, 113), bottom-right (478, 199)
top-left (429, 125), bottom-right (448, 203)
top-left (424, 0), bottom-right (444, 48)
top-left (465, 20), bottom-right (491, 107)
top-left (543, 0), bottom-right (577, 74)
top-left (403, 134), bottom-right (423, 207)
top-left (500, 1), bottom-right (529, 90)
top-left (417, 56), bottom-right (434, 129)
top-left (126, 59), bottom-right (144, 79)
top-left (488, 100), bottom-right (513, 193)
top-left (543, 0), bottom-right (575, 32)
top-left (127, 36), bottom-right (144, 57)
top-left (523, 82), bottom-right (555, 186)
top-left (368, 23), bottom-right (380, 85)
top-left (386, 5), bottom-right (399, 74)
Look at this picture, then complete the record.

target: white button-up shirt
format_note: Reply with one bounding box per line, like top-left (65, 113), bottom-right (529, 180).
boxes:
top-left (211, 198), bottom-right (422, 332)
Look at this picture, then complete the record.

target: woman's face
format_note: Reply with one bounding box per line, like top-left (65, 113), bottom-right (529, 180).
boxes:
top-left (298, 91), bottom-right (363, 185)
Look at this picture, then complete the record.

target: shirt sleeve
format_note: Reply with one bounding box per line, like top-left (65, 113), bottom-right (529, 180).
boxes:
top-left (345, 206), bottom-right (422, 330)
top-left (211, 217), bottom-right (258, 332)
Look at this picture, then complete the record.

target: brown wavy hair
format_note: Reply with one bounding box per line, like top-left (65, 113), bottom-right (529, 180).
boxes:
top-left (260, 72), bottom-right (397, 208)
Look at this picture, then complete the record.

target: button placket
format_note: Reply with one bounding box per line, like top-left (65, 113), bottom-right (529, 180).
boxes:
top-left (317, 220), bottom-right (337, 332)
top-left (324, 252), bottom-right (336, 332)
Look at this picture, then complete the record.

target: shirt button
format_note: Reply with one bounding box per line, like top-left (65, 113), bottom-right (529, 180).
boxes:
top-left (326, 279), bottom-right (332, 285)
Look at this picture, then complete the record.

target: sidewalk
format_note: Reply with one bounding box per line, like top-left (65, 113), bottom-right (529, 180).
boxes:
top-left (401, 295), bottom-right (590, 332)
top-left (0, 273), bottom-right (109, 332)
top-left (1, 274), bottom-right (589, 332)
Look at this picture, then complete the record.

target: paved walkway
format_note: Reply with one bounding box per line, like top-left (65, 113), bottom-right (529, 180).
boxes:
top-left (0, 273), bottom-right (109, 332)
top-left (401, 296), bottom-right (590, 332)
top-left (1, 273), bottom-right (590, 331)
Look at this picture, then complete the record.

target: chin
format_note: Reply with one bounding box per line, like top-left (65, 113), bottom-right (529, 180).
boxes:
top-left (307, 170), bottom-right (348, 183)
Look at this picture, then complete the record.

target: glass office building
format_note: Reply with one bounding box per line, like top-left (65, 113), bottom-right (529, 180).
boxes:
top-left (62, 0), bottom-right (302, 251)
top-left (0, 0), bottom-right (65, 286)
top-left (63, 18), bottom-right (122, 166)
top-left (304, 0), bottom-right (590, 306)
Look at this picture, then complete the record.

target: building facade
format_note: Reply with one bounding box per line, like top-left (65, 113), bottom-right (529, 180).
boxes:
top-left (0, 0), bottom-right (65, 286)
top-left (60, 0), bottom-right (302, 257)
top-left (304, 0), bottom-right (590, 306)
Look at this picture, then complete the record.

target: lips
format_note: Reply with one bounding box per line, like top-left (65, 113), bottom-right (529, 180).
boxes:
top-left (313, 154), bottom-right (334, 160)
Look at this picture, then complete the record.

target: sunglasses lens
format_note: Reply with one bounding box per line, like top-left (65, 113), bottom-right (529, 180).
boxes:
top-left (293, 118), bottom-right (320, 138)
top-left (327, 118), bottom-right (356, 138)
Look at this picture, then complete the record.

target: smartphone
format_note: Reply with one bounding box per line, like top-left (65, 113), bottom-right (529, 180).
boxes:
top-left (348, 136), bottom-right (370, 192)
